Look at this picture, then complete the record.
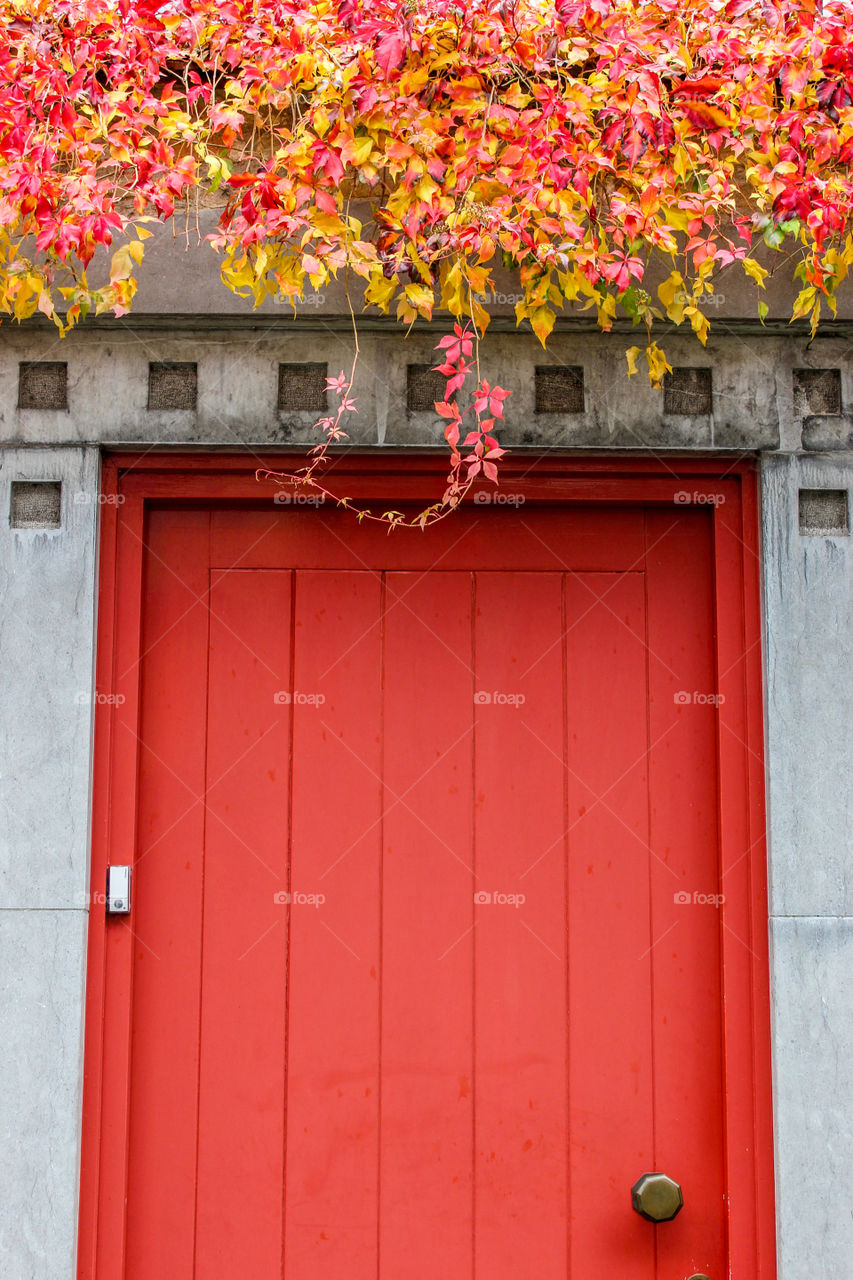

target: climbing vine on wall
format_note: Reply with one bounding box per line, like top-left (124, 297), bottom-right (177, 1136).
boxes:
top-left (2, 0), bottom-right (853, 517)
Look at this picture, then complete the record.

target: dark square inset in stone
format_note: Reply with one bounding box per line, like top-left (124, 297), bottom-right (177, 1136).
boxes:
top-left (10, 481), bottom-right (62, 529)
top-left (798, 488), bottom-right (849, 536)
top-left (664, 367), bottom-right (713, 416)
top-left (278, 362), bottom-right (328, 412)
top-left (794, 368), bottom-right (842, 417)
top-left (148, 362), bottom-right (197, 411)
top-left (407, 364), bottom-right (448, 412)
top-left (535, 366), bottom-right (584, 414)
top-left (18, 362), bottom-right (68, 410)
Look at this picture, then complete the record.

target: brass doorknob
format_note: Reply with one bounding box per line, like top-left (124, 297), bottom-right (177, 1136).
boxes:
top-left (630, 1171), bottom-right (684, 1222)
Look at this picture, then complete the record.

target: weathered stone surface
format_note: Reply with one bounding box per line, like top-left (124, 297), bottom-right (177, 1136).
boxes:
top-left (802, 414), bottom-right (853, 451)
top-left (0, 447), bottom-right (98, 909)
top-left (771, 917), bottom-right (853, 1280)
top-left (762, 454), bottom-right (853, 916)
top-left (0, 908), bottom-right (87, 1280)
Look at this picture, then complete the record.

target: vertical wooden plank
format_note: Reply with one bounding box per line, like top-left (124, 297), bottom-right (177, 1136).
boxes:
top-left (193, 570), bottom-right (292, 1275)
top-left (645, 510), bottom-right (726, 1279)
top-left (89, 492), bottom-right (146, 1280)
top-left (711, 484), bottom-right (774, 1277)
top-left (565, 572), bottom-right (656, 1278)
top-left (473, 572), bottom-right (568, 1277)
top-left (284, 570), bottom-right (382, 1278)
top-left (124, 510), bottom-right (211, 1280)
top-left (380, 572), bottom-right (474, 1279)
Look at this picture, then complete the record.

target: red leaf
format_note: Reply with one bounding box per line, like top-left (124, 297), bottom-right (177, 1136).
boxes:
top-left (375, 31), bottom-right (404, 76)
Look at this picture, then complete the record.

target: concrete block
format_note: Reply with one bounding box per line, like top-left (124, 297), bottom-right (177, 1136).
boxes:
top-left (802, 414), bottom-right (853, 451)
top-left (762, 453), bottom-right (853, 917)
top-left (771, 917), bottom-right (853, 1280)
top-left (0, 448), bottom-right (99, 909)
top-left (0, 908), bottom-right (86, 1280)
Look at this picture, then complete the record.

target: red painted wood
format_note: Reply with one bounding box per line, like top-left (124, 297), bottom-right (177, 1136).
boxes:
top-left (79, 458), bottom-right (775, 1280)
top-left (474, 572), bottom-right (568, 1274)
top-left (210, 506), bottom-right (645, 574)
top-left (380, 572), bottom-right (475, 1276)
top-left (194, 570), bottom-right (292, 1274)
top-left (93, 494), bottom-right (148, 1280)
top-left (284, 570), bottom-right (383, 1277)
top-left (645, 511), bottom-right (726, 1278)
top-left (124, 510), bottom-right (211, 1280)
top-left (565, 571), bottom-right (656, 1277)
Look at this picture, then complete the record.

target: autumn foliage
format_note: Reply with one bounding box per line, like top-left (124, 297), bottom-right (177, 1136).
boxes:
top-left (2, 0), bottom-right (853, 509)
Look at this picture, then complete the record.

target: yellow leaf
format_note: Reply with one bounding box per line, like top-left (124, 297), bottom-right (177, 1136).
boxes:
top-left (685, 304), bottom-right (710, 345)
top-left (352, 135), bottom-right (374, 166)
top-left (791, 285), bottom-right (816, 322)
top-left (657, 269), bottom-right (686, 323)
top-left (645, 341), bottom-right (672, 389)
top-left (626, 346), bottom-right (642, 377)
top-left (110, 245), bottom-right (135, 282)
top-left (404, 282), bottom-right (434, 318)
top-left (742, 258), bottom-right (769, 288)
top-left (365, 271), bottom-right (397, 313)
top-left (529, 305), bottom-right (556, 346)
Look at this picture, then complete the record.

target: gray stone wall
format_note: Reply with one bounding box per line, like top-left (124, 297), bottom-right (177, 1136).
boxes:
top-left (1, 319), bottom-right (852, 454)
top-left (761, 452), bottom-right (853, 1280)
top-left (0, 447), bottom-right (99, 1279)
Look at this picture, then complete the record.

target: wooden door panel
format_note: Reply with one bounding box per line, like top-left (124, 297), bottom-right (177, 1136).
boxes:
top-left (565, 572), bottom-right (656, 1277)
top-left (124, 510), bottom-right (211, 1280)
top-left (285, 570), bottom-right (383, 1278)
top-left (195, 570), bottom-right (293, 1275)
top-left (85, 495), bottom-right (763, 1280)
top-left (473, 572), bottom-right (569, 1275)
top-left (210, 507), bottom-right (646, 573)
top-left (380, 573), bottom-right (475, 1277)
top-left (645, 512), bottom-right (726, 1278)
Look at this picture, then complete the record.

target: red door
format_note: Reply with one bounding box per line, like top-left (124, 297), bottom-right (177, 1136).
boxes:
top-left (79, 462), bottom-right (775, 1280)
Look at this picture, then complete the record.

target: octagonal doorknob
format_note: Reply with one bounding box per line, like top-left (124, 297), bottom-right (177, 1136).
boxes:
top-left (631, 1171), bottom-right (684, 1223)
